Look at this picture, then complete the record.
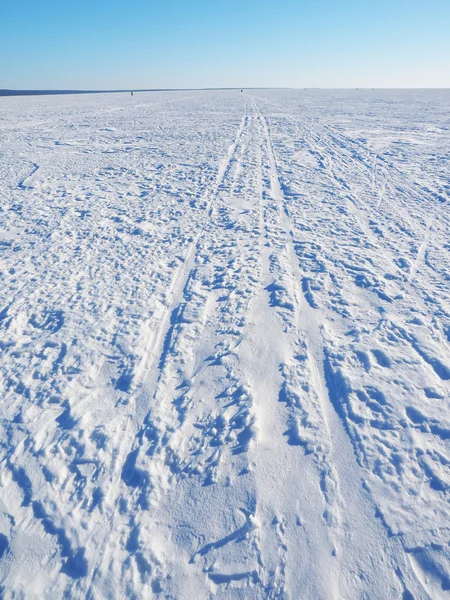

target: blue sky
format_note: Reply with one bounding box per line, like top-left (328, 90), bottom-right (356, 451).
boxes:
top-left (1, 0), bottom-right (449, 89)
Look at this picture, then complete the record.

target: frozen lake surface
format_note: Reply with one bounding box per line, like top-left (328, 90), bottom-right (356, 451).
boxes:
top-left (0, 89), bottom-right (450, 598)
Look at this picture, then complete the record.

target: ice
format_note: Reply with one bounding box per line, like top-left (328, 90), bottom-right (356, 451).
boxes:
top-left (0, 89), bottom-right (449, 598)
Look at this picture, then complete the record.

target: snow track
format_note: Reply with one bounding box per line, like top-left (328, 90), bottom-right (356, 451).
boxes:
top-left (0, 89), bottom-right (450, 598)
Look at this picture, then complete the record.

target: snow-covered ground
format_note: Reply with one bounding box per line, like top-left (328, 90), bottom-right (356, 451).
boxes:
top-left (0, 89), bottom-right (449, 598)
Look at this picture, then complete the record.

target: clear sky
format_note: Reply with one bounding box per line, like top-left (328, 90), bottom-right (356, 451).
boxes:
top-left (1, 0), bottom-right (449, 89)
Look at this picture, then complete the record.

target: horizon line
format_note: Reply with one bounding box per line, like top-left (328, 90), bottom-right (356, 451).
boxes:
top-left (1, 86), bottom-right (450, 98)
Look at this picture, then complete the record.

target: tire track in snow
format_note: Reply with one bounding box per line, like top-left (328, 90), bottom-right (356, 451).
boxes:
top-left (240, 103), bottom-right (342, 597)
top-left (252, 98), bottom-right (345, 585)
top-left (105, 101), bottom-right (264, 595)
top-left (254, 96), bottom-right (345, 537)
top-left (248, 95), bottom-right (417, 598)
top-left (86, 99), bottom-right (252, 593)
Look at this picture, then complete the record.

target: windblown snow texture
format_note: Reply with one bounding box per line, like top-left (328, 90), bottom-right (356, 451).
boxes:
top-left (0, 89), bottom-right (449, 598)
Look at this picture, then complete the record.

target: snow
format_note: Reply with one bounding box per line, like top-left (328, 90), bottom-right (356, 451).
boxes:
top-left (0, 88), bottom-right (449, 598)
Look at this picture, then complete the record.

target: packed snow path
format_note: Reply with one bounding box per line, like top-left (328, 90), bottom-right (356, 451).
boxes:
top-left (0, 89), bottom-right (450, 598)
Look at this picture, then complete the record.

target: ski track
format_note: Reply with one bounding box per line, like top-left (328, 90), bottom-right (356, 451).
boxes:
top-left (0, 89), bottom-right (450, 598)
